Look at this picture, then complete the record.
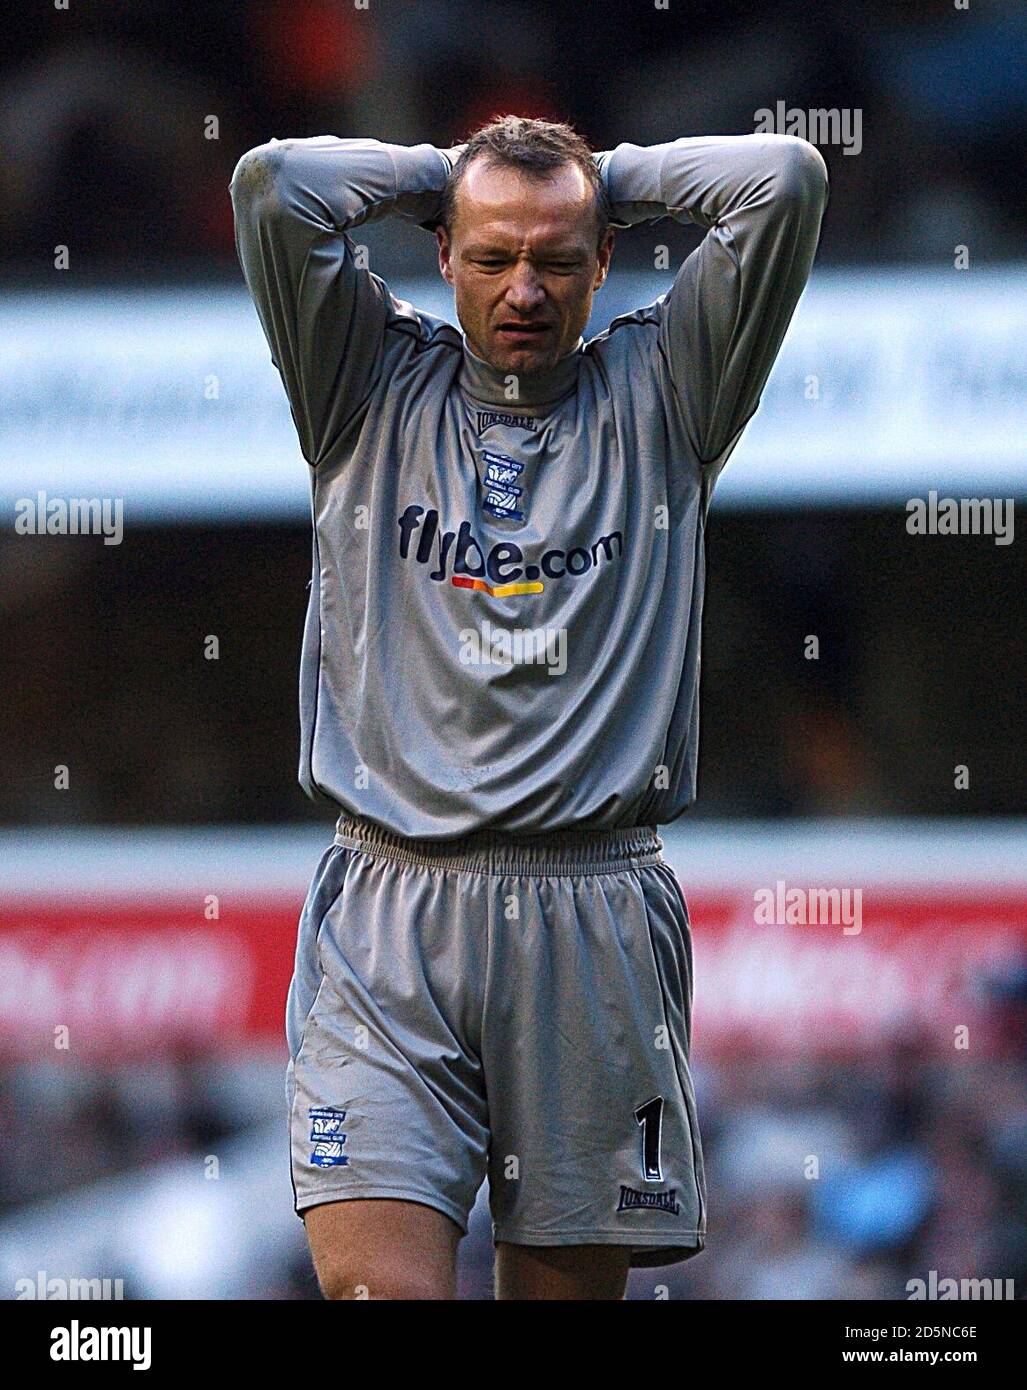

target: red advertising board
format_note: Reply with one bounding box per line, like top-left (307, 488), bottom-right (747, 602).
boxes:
top-left (2, 882), bottom-right (1024, 1057)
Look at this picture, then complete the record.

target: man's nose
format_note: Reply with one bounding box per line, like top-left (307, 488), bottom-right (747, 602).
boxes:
top-left (504, 264), bottom-right (546, 313)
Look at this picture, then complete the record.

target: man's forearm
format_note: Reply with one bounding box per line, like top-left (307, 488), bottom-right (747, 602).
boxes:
top-left (229, 136), bottom-right (453, 467)
top-left (230, 136), bottom-right (453, 238)
top-left (597, 133), bottom-right (828, 232)
top-left (595, 134), bottom-right (828, 470)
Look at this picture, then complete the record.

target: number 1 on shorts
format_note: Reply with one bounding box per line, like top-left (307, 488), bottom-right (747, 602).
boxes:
top-left (634, 1095), bottom-right (664, 1182)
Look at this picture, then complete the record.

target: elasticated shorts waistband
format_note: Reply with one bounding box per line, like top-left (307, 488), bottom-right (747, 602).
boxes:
top-left (333, 814), bottom-right (663, 876)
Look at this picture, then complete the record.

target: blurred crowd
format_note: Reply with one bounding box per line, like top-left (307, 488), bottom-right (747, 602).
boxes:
top-left (4, 1022), bottom-right (1025, 1299)
top-left (2, 0), bottom-right (1025, 276)
top-left (0, 1051), bottom-right (246, 1217)
top-left (669, 1049), bottom-right (1027, 1300)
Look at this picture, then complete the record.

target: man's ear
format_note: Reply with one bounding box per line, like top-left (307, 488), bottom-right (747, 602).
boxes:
top-left (594, 229), bottom-right (615, 291)
top-left (436, 226), bottom-right (454, 287)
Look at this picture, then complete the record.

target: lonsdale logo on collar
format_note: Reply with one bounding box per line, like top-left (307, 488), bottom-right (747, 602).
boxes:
top-left (398, 505), bottom-right (623, 598)
top-left (477, 409), bottom-right (538, 434)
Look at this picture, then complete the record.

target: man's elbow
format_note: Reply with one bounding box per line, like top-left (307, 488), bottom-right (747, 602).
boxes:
top-left (229, 141), bottom-right (283, 210)
top-left (774, 136), bottom-right (830, 208)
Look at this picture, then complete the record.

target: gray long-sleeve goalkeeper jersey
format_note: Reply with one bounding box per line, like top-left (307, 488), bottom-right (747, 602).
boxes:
top-left (230, 131), bottom-right (828, 837)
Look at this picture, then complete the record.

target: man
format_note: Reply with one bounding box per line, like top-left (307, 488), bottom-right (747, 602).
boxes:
top-left (231, 114), bottom-right (827, 1300)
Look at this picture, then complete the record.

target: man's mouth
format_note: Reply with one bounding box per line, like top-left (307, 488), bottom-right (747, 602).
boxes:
top-left (495, 322), bottom-right (551, 345)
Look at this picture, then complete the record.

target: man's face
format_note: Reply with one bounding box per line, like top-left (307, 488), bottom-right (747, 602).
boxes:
top-left (437, 157), bottom-right (613, 375)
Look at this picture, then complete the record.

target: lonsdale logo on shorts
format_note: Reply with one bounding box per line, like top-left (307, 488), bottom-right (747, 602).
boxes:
top-left (617, 1185), bottom-right (681, 1215)
top-left (398, 505), bottom-right (623, 598)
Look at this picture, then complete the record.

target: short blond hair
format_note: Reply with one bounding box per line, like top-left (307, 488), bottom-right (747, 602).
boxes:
top-left (440, 114), bottom-right (611, 250)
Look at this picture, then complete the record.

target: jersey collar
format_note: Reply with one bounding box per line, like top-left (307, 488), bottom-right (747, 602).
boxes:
top-left (458, 337), bottom-right (584, 410)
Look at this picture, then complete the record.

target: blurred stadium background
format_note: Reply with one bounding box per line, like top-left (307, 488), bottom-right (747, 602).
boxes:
top-left (2, 0), bottom-right (1025, 1300)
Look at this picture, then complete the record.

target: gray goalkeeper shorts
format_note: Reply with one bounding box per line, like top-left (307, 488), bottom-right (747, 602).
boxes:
top-left (286, 814), bottom-right (707, 1268)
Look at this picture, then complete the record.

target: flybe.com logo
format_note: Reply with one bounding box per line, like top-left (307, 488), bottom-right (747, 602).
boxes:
top-left (398, 506), bottom-right (623, 598)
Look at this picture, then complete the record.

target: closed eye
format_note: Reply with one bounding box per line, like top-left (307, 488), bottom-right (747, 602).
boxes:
top-left (470, 257), bottom-right (581, 272)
